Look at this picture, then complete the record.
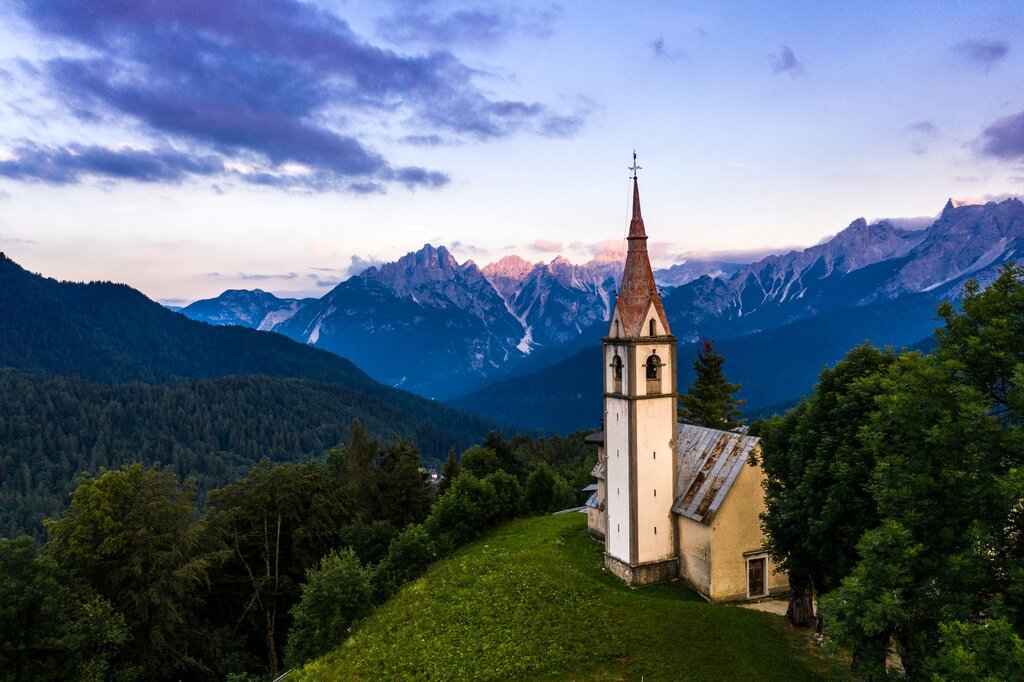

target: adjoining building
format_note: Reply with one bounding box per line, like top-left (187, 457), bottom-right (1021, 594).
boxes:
top-left (587, 163), bottom-right (786, 601)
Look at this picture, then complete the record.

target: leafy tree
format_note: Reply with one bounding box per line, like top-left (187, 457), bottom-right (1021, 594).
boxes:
top-left (460, 445), bottom-right (500, 479)
top-left (208, 461), bottom-right (350, 676)
top-left (0, 536), bottom-right (127, 681)
top-left (436, 448), bottom-right (460, 496)
top-left (759, 344), bottom-right (897, 626)
top-left (820, 267), bottom-right (1024, 677)
top-left (336, 520), bottom-right (399, 566)
top-left (524, 462), bottom-right (576, 514)
top-left (45, 464), bottom-right (227, 680)
top-left (424, 472), bottom-right (499, 552)
top-left (372, 524), bottom-right (438, 602)
top-left (484, 470), bottom-right (525, 521)
top-left (482, 431), bottom-right (525, 480)
top-left (284, 549), bottom-right (372, 668)
top-left (678, 339), bottom-right (745, 430)
top-left (935, 262), bottom-right (1024, 420)
top-left (930, 618), bottom-right (1024, 681)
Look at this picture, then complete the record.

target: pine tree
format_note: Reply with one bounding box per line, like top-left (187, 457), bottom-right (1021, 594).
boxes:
top-left (437, 448), bottom-right (460, 496)
top-left (678, 339), bottom-right (746, 430)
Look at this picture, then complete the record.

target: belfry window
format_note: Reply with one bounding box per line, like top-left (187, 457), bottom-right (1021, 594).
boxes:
top-left (611, 355), bottom-right (623, 393)
top-left (645, 353), bottom-right (662, 393)
top-left (650, 319), bottom-right (657, 336)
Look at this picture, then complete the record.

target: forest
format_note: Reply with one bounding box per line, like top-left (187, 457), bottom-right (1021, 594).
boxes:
top-left (0, 371), bottom-right (492, 539)
top-left (1, 423), bottom-right (596, 681)
top-left (760, 263), bottom-right (1024, 679)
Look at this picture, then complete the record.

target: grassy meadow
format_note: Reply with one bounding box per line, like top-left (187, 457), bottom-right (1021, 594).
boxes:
top-left (297, 513), bottom-right (847, 681)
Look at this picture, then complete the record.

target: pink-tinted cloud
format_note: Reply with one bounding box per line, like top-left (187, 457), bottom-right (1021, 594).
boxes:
top-left (530, 238), bottom-right (563, 252)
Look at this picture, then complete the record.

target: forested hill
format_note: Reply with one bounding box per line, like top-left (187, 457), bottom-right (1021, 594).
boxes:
top-left (0, 370), bottom-right (491, 538)
top-left (0, 252), bottom-right (494, 438)
top-left (0, 254), bottom-right (497, 536)
top-left (0, 252), bottom-right (377, 386)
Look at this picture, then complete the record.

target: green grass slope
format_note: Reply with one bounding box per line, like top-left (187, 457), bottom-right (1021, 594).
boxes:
top-left (298, 514), bottom-right (846, 681)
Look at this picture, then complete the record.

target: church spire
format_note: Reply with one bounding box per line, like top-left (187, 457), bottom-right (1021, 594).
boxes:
top-left (628, 151), bottom-right (646, 242)
top-left (613, 152), bottom-right (671, 337)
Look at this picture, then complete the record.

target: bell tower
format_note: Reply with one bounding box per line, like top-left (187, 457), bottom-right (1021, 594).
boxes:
top-left (603, 153), bottom-right (679, 586)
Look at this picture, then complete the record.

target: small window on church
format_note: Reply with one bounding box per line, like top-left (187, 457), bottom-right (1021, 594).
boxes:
top-left (654, 526), bottom-right (657, 535)
top-left (650, 319), bottom-right (656, 336)
top-left (654, 489), bottom-right (657, 497)
top-left (645, 353), bottom-right (662, 394)
top-left (611, 355), bottom-right (623, 393)
top-left (614, 320), bottom-right (620, 337)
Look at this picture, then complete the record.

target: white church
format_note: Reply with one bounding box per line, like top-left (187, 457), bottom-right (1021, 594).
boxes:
top-left (585, 168), bottom-right (787, 602)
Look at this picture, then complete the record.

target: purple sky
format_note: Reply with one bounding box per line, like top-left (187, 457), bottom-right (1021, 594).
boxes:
top-left (0, 1), bottom-right (1022, 303)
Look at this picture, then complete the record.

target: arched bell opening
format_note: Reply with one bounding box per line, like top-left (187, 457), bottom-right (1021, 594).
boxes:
top-left (645, 353), bottom-right (662, 394)
top-left (611, 354), bottom-right (623, 393)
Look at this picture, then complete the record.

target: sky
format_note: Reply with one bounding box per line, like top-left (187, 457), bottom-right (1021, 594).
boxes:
top-left (0, 0), bottom-right (1022, 304)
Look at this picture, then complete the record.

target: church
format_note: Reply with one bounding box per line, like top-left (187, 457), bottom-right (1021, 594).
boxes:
top-left (585, 165), bottom-right (787, 602)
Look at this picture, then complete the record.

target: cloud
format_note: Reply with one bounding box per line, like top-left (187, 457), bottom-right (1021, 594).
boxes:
top-left (8, 0), bottom-right (584, 191)
top-left (977, 110), bottom-right (1024, 161)
top-left (952, 39), bottom-right (1008, 70)
top-left (448, 240), bottom-right (489, 260)
top-left (650, 38), bottom-right (682, 61)
top-left (885, 216), bottom-right (935, 231)
top-left (401, 134), bottom-right (446, 146)
top-left (531, 239), bottom-right (563, 253)
top-left (768, 47), bottom-right (803, 77)
top-left (0, 143), bottom-right (224, 184)
top-left (345, 255), bottom-right (383, 277)
top-left (0, 235), bottom-right (35, 245)
top-left (902, 120), bottom-right (940, 155)
top-left (377, 6), bottom-right (560, 48)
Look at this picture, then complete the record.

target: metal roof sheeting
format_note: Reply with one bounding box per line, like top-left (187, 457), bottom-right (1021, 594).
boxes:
top-left (585, 492), bottom-right (600, 509)
top-left (672, 424), bottom-right (760, 525)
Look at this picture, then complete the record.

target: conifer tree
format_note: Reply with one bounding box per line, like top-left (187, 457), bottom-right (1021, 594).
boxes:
top-left (437, 448), bottom-right (460, 496)
top-left (678, 339), bottom-right (746, 430)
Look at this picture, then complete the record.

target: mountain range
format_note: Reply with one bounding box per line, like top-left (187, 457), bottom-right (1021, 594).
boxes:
top-left (181, 246), bottom-right (749, 397)
top-left (180, 196), bottom-right (1024, 430)
top-left (453, 198), bottom-right (1024, 430)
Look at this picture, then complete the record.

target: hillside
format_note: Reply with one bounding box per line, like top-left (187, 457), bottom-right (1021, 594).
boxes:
top-left (0, 252), bottom-right (379, 387)
top-left (0, 369), bottom-right (491, 538)
top-left (0, 254), bottom-right (497, 536)
top-left (450, 291), bottom-right (944, 432)
top-left (297, 514), bottom-right (844, 681)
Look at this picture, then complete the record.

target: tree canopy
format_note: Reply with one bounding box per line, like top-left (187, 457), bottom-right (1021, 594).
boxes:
top-left (762, 263), bottom-right (1024, 678)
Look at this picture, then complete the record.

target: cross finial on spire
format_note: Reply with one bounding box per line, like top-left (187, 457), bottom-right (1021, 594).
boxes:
top-left (628, 149), bottom-right (641, 179)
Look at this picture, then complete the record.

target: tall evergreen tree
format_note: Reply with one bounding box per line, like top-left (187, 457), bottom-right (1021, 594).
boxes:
top-left (678, 339), bottom-right (745, 429)
top-left (437, 449), bottom-right (460, 496)
top-left (376, 437), bottom-right (431, 528)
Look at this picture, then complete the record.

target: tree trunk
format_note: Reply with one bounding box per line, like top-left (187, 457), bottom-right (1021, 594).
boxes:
top-left (785, 574), bottom-right (816, 627)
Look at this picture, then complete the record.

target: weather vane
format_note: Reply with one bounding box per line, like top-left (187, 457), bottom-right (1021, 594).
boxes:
top-left (628, 150), bottom-right (641, 179)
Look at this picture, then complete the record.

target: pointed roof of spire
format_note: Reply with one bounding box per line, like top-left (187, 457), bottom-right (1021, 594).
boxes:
top-left (613, 159), bottom-right (671, 338)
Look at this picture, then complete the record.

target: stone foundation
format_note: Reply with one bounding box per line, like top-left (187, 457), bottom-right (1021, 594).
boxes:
top-left (605, 554), bottom-right (678, 587)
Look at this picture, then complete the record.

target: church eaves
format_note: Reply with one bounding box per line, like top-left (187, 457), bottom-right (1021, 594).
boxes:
top-left (614, 172), bottom-right (672, 337)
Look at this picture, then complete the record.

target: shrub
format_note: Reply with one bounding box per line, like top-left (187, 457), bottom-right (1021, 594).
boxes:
top-left (483, 470), bottom-right (525, 521)
top-left (460, 445), bottom-right (500, 479)
top-left (424, 472), bottom-right (499, 552)
top-left (373, 524), bottom-right (438, 601)
top-left (285, 549), bottom-right (373, 667)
